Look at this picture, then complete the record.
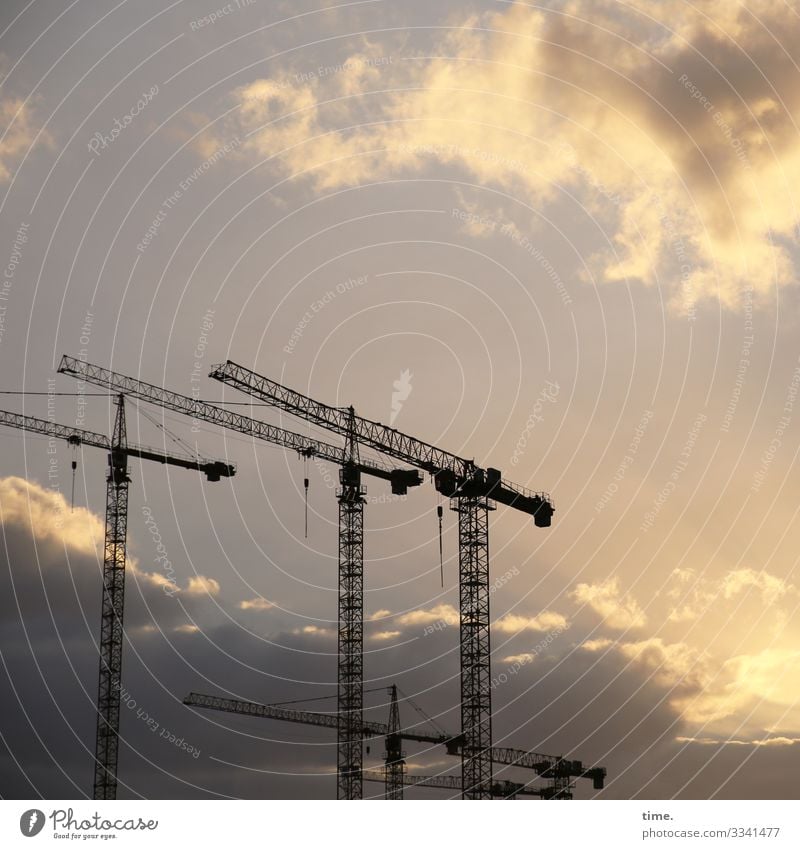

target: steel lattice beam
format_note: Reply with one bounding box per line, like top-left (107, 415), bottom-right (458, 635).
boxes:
top-left (0, 409), bottom-right (234, 480)
top-left (208, 361), bottom-right (554, 523)
top-left (183, 692), bottom-right (387, 736)
top-left (183, 691), bottom-right (607, 791)
top-left (336, 468), bottom-right (365, 799)
top-left (93, 397), bottom-right (130, 799)
top-left (455, 496), bottom-right (493, 799)
top-left (57, 356), bottom-right (400, 483)
top-left (384, 685), bottom-right (405, 800)
top-left (363, 770), bottom-right (557, 798)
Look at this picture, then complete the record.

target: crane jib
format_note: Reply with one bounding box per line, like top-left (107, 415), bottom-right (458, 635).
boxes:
top-left (208, 360), bottom-right (554, 525)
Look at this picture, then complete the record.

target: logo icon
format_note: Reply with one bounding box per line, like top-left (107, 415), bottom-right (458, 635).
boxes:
top-left (390, 369), bottom-right (413, 425)
top-left (19, 809), bottom-right (45, 837)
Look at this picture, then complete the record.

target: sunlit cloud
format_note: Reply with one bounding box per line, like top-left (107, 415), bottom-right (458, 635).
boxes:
top-left (206, 1), bottom-right (800, 308)
top-left (371, 630), bottom-right (402, 641)
top-left (581, 633), bottom-right (800, 733)
top-left (294, 624), bottom-right (332, 637)
top-left (396, 603), bottom-right (459, 627)
top-left (494, 611), bottom-right (569, 633)
top-left (185, 575), bottom-right (221, 597)
top-left (676, 735), bottom-right (800, 747)
top-left (238, 597), bottom-right (275, 611)
top-left (571, 576), bottom-right (646, 629)
top-left (0, 476), bottom-right (104, 556)
top-left (502, 652), bottom-right (537, 664)
top-left (0, 96), bottom-right (41, 182)
top-left (665, 567), bottom-right (794, 624)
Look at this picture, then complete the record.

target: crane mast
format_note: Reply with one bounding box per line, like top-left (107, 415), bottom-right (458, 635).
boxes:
top-left (456, 495), bottom-right (493, 797)
top-left (384, 684), bottom-right (405, 799)
top-left (337, 406), bottom-right (366, 799)
top-left (94, 396), bottom-right (129, 799)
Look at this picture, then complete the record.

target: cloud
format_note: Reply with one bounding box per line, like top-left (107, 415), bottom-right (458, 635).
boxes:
top-left (206, 2), bottom-right (800, 308)
top-left (494, 611), bottom-right (569, 634)
top-left (238, 597), bottom-right (275, 611)
top-left (295, 624), bottom-right (332, 637)
top-left (396, 604), bottom-right (459, 627)
top-left (720, 569), bottom-right (792, 605)
top-left (0, 476), bottom-right (103, 556)
top-left (581, 638), bottom-right (614, 652)
top-left (0, 97), bottom-right (40, 182)
top-left (615, 637), bottom-right (708, 691)
top-left (665, 567), bottom-right (794, 623)
top-left (682, 648), bottom-right (800, 726)
top-left (580, 631), bottom-right (800, 733)
top-left (579, 635), bottom-right (713, 724)
top-left (571, 577), bottom-right (646, 629)
top-left (185, 575), bottom-right (221, 597)
top-left (502, 652), bottom-right (537, 664)
top-left (677, 735), bottom-right (800, 747)
top-left (386, 604), bottom-right (568, 638)
top-left (371, 630), bottom-right (401, 641)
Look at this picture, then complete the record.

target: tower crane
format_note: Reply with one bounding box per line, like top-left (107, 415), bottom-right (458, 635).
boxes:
top-left (0, 403), bottom-right (235, 799)
top-left (182, 688), bottom-right (605, 799)
top-left (206, 361), bottom-right (555, 798)
top-left (57, 355), bottom-right (424, 800)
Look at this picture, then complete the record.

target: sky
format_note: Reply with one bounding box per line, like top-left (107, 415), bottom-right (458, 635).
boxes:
top-left (1, 0), bottom-right (800, 800)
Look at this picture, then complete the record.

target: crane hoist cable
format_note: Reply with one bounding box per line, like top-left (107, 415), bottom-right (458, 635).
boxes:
top-left (131, 398), bottom-right (199, 457)
top-left (303, 454), bottom-right (309, 539)
top-left (437, 502), bottom-right (444, 587)
top-left (0, 390), bottom-right (111, 396)
top-left (265, 686), bottom-right (389, 708)
top-left (397, 685), bottom-right (449, 739)
top-left (70, 442), bottom-right (77, 512)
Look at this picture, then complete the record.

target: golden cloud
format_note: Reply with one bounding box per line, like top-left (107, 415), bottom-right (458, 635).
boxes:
top-left (0, 476), bottom-right (104, 556)
top-left (185, 575), bottom-right (221, 597)
top-left (371, 630), bottom-right (402, 641)
top-left (0, 97), bottom-right (40, 182)
top-left (616, 637), bottom-right (708, 691)
top-left (502, 652), bottom-right (537, 664)
top-left (396, 603), bottom-right (459, 627)
top-left (208, 2), bottom-right (800, 308)
top-left (238, 597), bottom-right (275, 611)
top-left (494, 611), bottom-right (569, 634)
top-left (665, 567), bottom-right (794, 624)
top-left (571, 576), bottom-right (646, 629)
top-left (676, 735), bottom-right (800, 747)
top-left (581, 633), bottom-right (800, 733)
